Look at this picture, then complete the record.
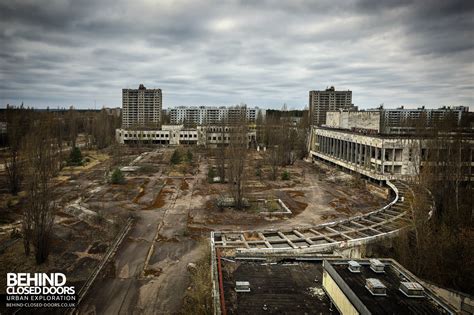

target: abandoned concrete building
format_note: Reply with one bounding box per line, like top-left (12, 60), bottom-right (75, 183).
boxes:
top-left (166, 105), bottom-right (264, 125)
top-left (310, 109), bottom-right (474, 181)
top-left (117, 86), bottom-right (258, 147)
top-left (325, 106), bottom-right (470, 135)
top-left (309, 86), bottom-right (355, 126)
top-left (115, 125), bottom-right (257, 147)
top-left (122, 84), bottom-right (162, 129)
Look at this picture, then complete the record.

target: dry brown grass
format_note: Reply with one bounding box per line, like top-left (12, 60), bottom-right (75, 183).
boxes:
top-left (180, 242), bottom-right (212, 315)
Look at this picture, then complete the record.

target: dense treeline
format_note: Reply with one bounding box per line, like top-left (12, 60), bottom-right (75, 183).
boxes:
top-left (257, 110), bottom-right (310, 180)
top-left (376, 118), bottom-right (474, 294)
top-left (1, 105), bottom-right (120, 264)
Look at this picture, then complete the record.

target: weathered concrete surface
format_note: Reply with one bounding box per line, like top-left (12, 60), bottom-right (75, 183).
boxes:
top-left (78, 152), bottom-right (207, 314)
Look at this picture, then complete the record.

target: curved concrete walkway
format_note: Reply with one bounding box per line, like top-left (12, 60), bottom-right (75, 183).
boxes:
top-left (212, 180), bottom-right (425, 254)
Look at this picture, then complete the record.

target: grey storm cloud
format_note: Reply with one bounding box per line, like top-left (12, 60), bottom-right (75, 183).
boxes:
top-left (0, 0), bottom-right (472, 109)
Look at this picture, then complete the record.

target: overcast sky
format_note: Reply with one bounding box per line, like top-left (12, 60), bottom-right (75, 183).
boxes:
top-left (0, 0), bottom-right (473, 110)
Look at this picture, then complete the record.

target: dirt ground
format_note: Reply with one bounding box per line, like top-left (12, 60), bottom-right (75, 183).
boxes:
top-left (0, 146), bottom-right (387, 314)
top-left (189, 151), bottom-right (387, 232)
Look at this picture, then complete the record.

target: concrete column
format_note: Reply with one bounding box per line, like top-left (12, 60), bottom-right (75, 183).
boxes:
top-left (327, 137), bottom-right (330, 155)
top-left (368, 145), bottom-right (372, 170)
top-left (336, 139), bottom-right (340, 159)
top-left (374, 147), bottom-right (379, 172)
top-left (343, 140), bottom-right (347, 162)
top-left (381, 147), bottom-right (385, 174)
top-left (351, 142), bottom-right (355, 163)
top-left (354, 143), bottom-right (357, 165)
top-left (351, 142), bottom-right (355, 164)
top-left (339, 139), bottom-right (343, 159)
top-left (346, 141), bottom-right (350, 162)
top-left (356, 143), bottom-right (359, 165)
top-left (355, 143), bottom-right (359, 166)
top-left (324, 137), bottom-right (328, 154)
top-left (365, 145), bottom-right (370, 169)
top-left (349, 142), bottom-right (352, 163)
top-left (391, 148), bottom-right (395, 173)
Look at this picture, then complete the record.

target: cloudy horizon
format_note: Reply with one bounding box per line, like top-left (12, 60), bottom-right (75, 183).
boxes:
top-left (0, 0), bottom-right (473, 110)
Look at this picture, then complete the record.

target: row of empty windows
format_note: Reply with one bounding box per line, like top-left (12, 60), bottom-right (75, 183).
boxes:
top-left (123, 133), bottom-right (169, 138)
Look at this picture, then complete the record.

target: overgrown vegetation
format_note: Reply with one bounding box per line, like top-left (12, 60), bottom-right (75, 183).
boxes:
top-left (186, 149), bottom-right (193, 162)
top-left (110, 168), bottom-right (125, 184)
top-left (373, 118), bottom-right (474, 295)
top-left (68, 146), bottom-right (83, 166)
top-left (181, 244), bottom-right (212, 315)
top-left (281, 170), bottom-right (290, 180)
top-left (207, 168), bottom-right (216, 183)
top-left (23, 118), bottom-right (59, 264)
top-left (171, 149), bottom-right (181, 164)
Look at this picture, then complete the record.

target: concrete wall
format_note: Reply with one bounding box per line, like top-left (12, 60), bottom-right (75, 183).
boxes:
top-left (323, 269), bottom-right (360, 315)
top-left (310, 127), bottom-right (421, 180)
top-left (326, 111), bottom-right (380, 132)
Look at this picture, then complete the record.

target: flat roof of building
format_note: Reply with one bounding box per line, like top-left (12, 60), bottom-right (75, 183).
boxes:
top-left (324, 259), bottom-right (453, 314)
top-left (221, 258), bottom-right (333, 314)
top-left (214, 256), bottom-right (456, 315)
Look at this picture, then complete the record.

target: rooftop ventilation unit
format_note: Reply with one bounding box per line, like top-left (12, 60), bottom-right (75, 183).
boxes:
top-left (348, 260), bottom-right (361, 273)
top-left (366, 278), bottom-right (387, 296)
top-left (369, 259), bottom-right (385, 273)
top-left (235, 281), bottom-right (250, 293)
top-left (399, 281), bottom-right (425, 298)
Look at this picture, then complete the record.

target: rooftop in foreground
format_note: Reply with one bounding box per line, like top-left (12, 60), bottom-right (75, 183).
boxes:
top-left (220, 258), bottom-right (333, 314)
top-left (214, 255), bottom-right (455, 315)
top-left (323, 259), bottom-right (453, 314)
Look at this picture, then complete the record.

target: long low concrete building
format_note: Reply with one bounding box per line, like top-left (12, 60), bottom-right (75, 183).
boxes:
top-left (310, 127), bottom-right (474, 181)
top-left (115, 125), bottom-right (256, 147)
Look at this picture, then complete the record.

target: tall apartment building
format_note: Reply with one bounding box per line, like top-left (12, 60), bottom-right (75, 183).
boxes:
top-left (376, 106), bottom-right (469, 134)
top-left (309, 86), bottom-right (354, 126)
top-left (122, 84), bottom-right (162, 129)
top-left (168, 105), bottom-right (263, 125)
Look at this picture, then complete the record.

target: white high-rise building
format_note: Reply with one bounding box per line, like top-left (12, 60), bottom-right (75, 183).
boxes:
top-left (168, 106), bottom-right (264, 125)
top-left (309, 86), bottom-right (354, 126)
top-left (122, 84), bottom-right (162, 129)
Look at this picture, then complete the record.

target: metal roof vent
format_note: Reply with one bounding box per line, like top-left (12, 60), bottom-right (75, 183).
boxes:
top-left (366, 278), bottom-right (387, 296)
top-left (348, 260), bottom-right (361, 273)
top-left (235, 281), bottom-right (250, 293)
top-left (399, 281), bottom-right (425, 298)
top-left (369, 259), bottom-right (385, 273)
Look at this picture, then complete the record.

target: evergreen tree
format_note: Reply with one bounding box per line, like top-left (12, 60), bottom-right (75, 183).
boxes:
top-left (68, 147), bottom-right (83, 166)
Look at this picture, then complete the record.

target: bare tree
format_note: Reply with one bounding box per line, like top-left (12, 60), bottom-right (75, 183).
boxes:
top-left (267, 145), bottom-right (281, 181)
top-left (23, 118), bottom-right (58, 264)
top-left (227, 119), bottom-right (248, 209)
top-left (216, 119), bottom-right (227, 183)
top-left (66, 106), bottom-right (78, 148)
top-left (4, 106), bottom-right (31, 195)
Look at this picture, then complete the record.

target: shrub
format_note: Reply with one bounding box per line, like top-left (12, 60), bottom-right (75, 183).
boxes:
top-left (207, 168), bottom-right (216, 183)
top-left (281, 170), bottom-right (290, 180)
top-left (68, 147), bottom-right (83, 166)
top-left (186, 149), bottom-right (193, 162)
top-left (111, 168), bottom-right (125, 184)
top-left (171, 149), bottom-right (181, 164)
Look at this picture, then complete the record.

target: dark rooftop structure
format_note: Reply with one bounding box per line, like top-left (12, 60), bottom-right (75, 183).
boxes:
top-left (323, 259), bottom-right (455, 315)
top-left (213, 254), bottom-right (456, 315)
top-left (220, 258), bottom-right (335, 314)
